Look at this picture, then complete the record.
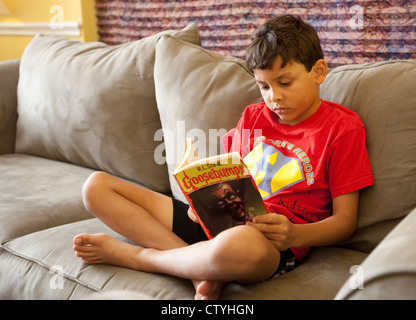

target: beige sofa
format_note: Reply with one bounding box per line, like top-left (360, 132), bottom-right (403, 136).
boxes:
top-left (0, 24), bottom-right (415, 300)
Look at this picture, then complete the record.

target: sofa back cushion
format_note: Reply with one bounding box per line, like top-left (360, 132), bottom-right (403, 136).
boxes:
top-left (154, 35), bottom-right (263, 203)
top-left (321, 60), bottom-right (416, 252)
top-left (16, 25), bottom-right (200, 192)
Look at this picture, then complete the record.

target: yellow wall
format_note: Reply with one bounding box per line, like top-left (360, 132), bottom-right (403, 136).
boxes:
top-left (0, 0), bottom-right (98, 61)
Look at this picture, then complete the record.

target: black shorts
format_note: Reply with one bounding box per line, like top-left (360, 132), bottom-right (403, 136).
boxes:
top-left (268, 249), bottom-right (298, 279)
top-left (171, 198), bottom-right (298, 277)
top-left (172, 198), bottom-right (208, 244)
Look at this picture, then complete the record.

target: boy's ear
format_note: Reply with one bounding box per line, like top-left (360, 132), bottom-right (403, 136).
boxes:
top-left (312, 59), bottom-right (328, 85)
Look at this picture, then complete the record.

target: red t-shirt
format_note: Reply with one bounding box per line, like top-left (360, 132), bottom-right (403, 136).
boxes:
top-left (223, 100), bottom-right (374, 261)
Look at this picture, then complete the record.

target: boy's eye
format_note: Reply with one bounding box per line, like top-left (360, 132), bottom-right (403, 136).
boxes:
top-left (259, 85), bottom-right (269, 91)
top-left (280, 81), bottom-right (291, 87)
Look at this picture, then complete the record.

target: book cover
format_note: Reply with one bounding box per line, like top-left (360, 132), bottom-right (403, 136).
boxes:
top-left (173, 138), bottom-right (268, 239)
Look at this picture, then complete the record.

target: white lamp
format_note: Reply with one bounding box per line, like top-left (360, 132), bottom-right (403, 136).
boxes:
top-left (0, 0), bottom-right (11, 16)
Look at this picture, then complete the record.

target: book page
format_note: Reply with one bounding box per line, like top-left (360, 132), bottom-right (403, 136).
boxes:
top-left (173, 138), bottom-right (199, 174)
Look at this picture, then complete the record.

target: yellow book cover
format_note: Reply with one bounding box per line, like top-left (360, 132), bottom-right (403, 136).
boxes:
top-left (173, 138), bottom-right (267, 239)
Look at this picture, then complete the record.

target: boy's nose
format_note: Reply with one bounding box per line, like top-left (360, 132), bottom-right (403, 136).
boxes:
top-left (270, 88), bottom-right (282, 102)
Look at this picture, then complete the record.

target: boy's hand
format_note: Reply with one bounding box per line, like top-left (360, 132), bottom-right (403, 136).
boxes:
top-left (247, 213), bottom-right (295, 251)
top-left (187, 208), bottom-right (200, 224)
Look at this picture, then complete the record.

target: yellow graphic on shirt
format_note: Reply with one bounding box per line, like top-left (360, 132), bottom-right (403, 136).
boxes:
top-left (244, 142), bottom-right (305, 198)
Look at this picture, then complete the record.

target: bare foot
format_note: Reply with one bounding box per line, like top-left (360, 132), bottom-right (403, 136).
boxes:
top-left (73, 233), bottom-right (143, 270)
top-left (74, 233), bottom-right (226, 300)
top-left (194, 280), bottom-right (225, 300)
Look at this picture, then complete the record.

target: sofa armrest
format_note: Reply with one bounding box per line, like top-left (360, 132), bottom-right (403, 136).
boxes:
top-left (0, 59), bottom-right (20, 155)
top-left (335, 207), bottom-right (416, 299)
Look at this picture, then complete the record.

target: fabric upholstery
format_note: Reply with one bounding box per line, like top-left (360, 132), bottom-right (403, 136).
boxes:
top-left (0, 154), bottom-right (94, 243)
top-left (15, 24), bottom-right (201, 193)
top-left (321, 60), bottom-right (416, 253)
top-left (0, 59), bottom-right (20, 155)
top-left (0, 217), bottom-right (366, 300)
top-left (154, 35), bottom-right (263, 202)
top-left (335, 208), bottom-right (416, 299)
top-left (222, 246), bottom-right (367, 300)
top-left (0, 218), bottom-right (195, 299)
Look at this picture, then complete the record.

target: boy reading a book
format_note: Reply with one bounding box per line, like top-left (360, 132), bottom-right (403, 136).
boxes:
top-left (73, 15), bottom-right (374, 300)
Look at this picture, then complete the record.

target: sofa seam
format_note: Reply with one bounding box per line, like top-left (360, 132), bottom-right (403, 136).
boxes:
top-left (0, 244), bottom-right (102, 294)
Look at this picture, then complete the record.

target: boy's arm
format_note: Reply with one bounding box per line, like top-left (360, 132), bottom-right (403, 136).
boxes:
top-left (248, 191), bottom-right (359, 250)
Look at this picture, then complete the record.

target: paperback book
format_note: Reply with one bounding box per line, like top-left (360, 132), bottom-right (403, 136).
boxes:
top-left (173, 138), bottom-right (267, 238)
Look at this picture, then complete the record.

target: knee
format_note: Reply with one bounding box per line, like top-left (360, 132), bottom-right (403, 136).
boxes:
top-left (82, 171), bottom-right (111, 212)
top-left (211, 225), bottom-right (274, 276)
top-left (235, 226), bottom-right (272, 267)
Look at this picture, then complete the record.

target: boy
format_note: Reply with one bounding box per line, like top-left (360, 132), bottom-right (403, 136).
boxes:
top-left (73, 15), bottom-right (374, 300)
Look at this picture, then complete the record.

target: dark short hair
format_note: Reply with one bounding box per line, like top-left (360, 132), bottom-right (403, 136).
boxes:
top-left (246, 15), bottom-right (324, 72)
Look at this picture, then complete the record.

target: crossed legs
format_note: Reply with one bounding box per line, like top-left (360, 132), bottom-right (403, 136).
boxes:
top-left (73, 172), bottom-right (280, 299)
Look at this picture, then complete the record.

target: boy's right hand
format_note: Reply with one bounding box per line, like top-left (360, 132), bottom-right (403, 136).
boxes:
top-left (187, 208), bottom-right (200, 224)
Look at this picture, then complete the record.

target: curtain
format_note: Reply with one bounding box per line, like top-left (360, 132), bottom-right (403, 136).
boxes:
top-left (95, 0), bottom-right (415, 67)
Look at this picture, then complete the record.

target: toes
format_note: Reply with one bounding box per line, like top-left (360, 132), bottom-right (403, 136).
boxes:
top-left (82, 257), bottom-right (102, 264)
top-left (73, 234), bottom-right (97, 256)
top-left (74, 249), bottom-right (95, 258)
top-left (73, 233), bottom-right (90, 246)
top-left (195, 281), bottom-right (224, 300)
top-left (195, 281), bottom-right (212, 300)
top-left (73, 242), bottom-right (94, 252)
top-left (74, 233), bottom-right (110, 246)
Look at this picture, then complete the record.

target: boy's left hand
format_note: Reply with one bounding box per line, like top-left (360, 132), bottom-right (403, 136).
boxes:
top-left (247, 213), bottom-right (295, 251)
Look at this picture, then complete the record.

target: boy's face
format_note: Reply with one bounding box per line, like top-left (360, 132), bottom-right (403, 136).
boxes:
top-left (253, 57), bottom-right (327, 126)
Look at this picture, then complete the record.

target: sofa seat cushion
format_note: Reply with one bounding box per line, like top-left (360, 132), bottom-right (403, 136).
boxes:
top-left (0, 154), bottom-right (95, 243)
top-left (0, 216), bottom-right (367, 300)
top-left (221, 246), bottom-right (367, 300)
top-left (16, 24), bottom-right (201, 193)
top-left (0, 218), bottom-right (195, 299)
